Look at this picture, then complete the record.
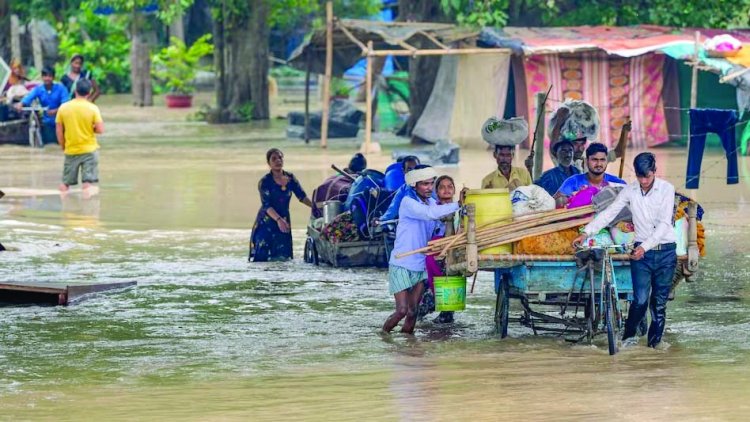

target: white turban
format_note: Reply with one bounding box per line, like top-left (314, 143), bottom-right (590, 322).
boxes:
top-left (405, 167), bottom-right (437, 187)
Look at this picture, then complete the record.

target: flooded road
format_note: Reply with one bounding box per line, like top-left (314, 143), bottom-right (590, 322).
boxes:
top-left (2, 97), bottom-right (750, 420)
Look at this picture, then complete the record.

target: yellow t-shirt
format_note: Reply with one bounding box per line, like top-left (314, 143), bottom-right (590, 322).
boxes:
top-left (55, 98), bottom-right (103, 155)
top-left (481, 166), bottom-right (533, 189)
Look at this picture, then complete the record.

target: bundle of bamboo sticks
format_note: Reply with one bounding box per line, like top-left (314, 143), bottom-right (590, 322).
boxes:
top-left (397, 205), bottom-right (595, 259)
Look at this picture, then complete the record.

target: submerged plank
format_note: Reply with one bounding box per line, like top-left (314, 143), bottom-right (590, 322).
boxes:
top-left (0, 281), bottom-right (136, 306)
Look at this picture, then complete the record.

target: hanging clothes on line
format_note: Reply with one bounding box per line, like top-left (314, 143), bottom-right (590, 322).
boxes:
top-left (686, 109), bottom-right (740, 189)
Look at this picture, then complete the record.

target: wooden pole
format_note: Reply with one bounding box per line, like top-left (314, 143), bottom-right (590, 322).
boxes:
top-left (688, 31), bottom-right (700, 198)
top-left (466, 204), bottom-right (478, 275)
top-left (617, 120), bottom-right (632, 179)
top-left (361, 41), bottom-right (382, 154)
top-left (304, 51), bottom-right (311, 144)
top-left (687, 201), bottom-right (699, 272)
top-left (532, 92), bottom-right (546, 180)
top-left (10, 15), bottom-right (21, 62)
top-left (367, 48), bottom-right (509, 57)
top-left (320, 0), bottom-right (333, 148)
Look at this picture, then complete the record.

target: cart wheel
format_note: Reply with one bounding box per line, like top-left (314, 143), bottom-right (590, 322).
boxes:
top-left (303, 237), bottom-right (318, 265)
top-left (494, 274), bottom-right (510, 338)
top-left (605, 283), bottom-right (619, 355)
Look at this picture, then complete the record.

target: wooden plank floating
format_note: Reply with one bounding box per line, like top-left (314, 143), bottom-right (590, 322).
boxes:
top-left (0, 281), bottom-right (136, 306)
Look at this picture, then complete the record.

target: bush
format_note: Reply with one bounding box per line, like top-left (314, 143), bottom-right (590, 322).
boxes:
top-left (56, 8), bottom-right (132, 94)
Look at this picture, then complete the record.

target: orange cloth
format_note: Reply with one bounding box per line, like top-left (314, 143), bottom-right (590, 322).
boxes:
top-left (514, 227), bottom-right (581, 255)
top-left (725, 44), bottom-right (750, 68)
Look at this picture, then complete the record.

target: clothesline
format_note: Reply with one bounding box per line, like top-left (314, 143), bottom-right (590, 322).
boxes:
top-left (542, 97), bottom-right (744, 113)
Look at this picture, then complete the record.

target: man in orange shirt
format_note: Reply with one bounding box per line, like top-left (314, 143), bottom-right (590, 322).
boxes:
top-left (55, 79), bottom-right (104, 197)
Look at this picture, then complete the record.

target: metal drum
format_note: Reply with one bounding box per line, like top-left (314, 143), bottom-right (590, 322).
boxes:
top-left (323, 200), bottom-right (343, 224)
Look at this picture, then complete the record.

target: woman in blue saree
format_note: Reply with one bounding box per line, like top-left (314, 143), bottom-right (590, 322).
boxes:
top-left (249, 148), bottom-right (312, 262)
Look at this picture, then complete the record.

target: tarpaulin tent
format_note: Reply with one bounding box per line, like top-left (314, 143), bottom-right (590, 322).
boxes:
top-left (478, 26), bottom-right (707, 150)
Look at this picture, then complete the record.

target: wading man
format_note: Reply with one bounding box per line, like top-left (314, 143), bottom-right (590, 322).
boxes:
top-left (573, 153), bottom-right (677, 348)
top-left (55, 79), bottom-right (104, 197)
top-left (383, 165), bottom-right (460, 334)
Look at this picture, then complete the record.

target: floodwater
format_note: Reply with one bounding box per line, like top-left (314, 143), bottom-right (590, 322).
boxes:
top-left (2, 95), bottom-right (750, 420)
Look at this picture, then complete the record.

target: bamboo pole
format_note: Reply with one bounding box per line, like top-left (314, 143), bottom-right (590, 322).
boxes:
top-left (367, 48), bottom-right (510, 57)
top-left (398, 206), bottom-right (595, 258)
top-left (617, 120), bottom-right (632, 179)
top-left (477, 217), bottom-right (592, 251)
top-left (478, 254), bottom-right (632, 262)
top-left (363, 40), bottom-right (374, 154)
top-left (466, 204), bottom-right (478, 274)
top-left (688, 31), bottom-right (700, 198)
top-left (31, 19), bottom-right (43, 72)
top-left (320, 1), bottom-right (333, 149)
top-left (687, 201), bottom-right (699, 272)
top-left (304, 51), bottom-right (311, 144)
top-left (532, 92), bottom-right (546, 180)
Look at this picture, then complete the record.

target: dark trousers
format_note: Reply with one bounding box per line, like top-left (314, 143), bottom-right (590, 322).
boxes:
top-left (623, 244), bottom-right (677, 347)
top-left (687, 108), bottom-right (739, 189)
top-left (41, 124), bottom-right (57, 145)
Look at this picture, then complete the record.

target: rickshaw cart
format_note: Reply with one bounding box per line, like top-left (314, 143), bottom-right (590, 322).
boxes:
top-left (444, 203), bottom-right (701, 355)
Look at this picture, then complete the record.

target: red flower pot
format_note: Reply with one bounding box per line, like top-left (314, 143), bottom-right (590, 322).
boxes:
top-left (165, 94), bottom-right (193, 108)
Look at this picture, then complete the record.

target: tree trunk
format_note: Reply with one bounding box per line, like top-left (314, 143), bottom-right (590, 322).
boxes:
top-left (397, 0), bottom-right (447, 142)
top-left (130, 13), bottom-right (153, 107)
top-left (213, 0), bottom-right (269, 122)
top-left (0, 0), bottom-right (10, 61)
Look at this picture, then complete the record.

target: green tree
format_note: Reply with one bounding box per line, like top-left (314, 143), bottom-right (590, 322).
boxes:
top-left (85, 0), bottom-right (194, 106)
top-left (209, 0), bottom-right (380, 123)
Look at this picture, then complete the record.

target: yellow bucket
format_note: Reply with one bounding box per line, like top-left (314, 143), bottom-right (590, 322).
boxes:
top-left (463, 188), bottom-right (512, 254)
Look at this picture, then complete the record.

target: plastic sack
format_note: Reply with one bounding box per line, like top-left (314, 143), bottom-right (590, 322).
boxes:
top-left (609, 226), bottom-right (636, 245)
top-left (548, 100), bottom-right (600, 142)
top-left (481, 117), bottom-right (528, 147)
top-left (592, 186), bottom-right (632, 224)
top-left (567, 185), bottom-right (600, 209)
top-left (511, 185), bottom-right (556, 216)
top-left (514, 227), bottom-right (580, 255)
top-left (583, 228), bottom-right (614, 248)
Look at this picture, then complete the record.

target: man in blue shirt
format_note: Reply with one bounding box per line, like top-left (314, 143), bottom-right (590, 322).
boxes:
top-left (535, 139), bottom-right (580, 196)
top-left (16, 66), bottom-right (69, 145)
top-left (556, 142), bottom-right (626, 199)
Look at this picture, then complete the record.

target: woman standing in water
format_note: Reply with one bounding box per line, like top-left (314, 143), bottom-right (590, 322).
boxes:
top-left (249, 148), bottom-right (312, 262)
top-left (60, 54), bottom-right (100, 102)
top-left (420, 175), bottom-right (459, 323)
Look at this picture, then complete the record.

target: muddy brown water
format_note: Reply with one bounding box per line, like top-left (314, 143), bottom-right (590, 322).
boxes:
top-left (1, 97), bottom-right (750, 420)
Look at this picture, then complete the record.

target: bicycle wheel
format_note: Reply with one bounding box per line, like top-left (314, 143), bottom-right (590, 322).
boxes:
top-left (494, 274), bottom-right (510, 338)
top-left (586, 265), bottom-right (596, 343)
top-left (28, 113), bottom-right (42, 148)
top-left (605, 283), bottom-right (619, 355)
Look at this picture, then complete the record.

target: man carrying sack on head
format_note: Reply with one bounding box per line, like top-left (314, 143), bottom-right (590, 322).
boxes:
top-left (480, 117), bottom-right (533, 191)
top-left (383, 165), bottom-right (461, 334)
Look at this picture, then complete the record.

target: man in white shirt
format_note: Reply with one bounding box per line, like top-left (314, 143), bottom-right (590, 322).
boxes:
top-left (573, 152), bottom-right (677, 348)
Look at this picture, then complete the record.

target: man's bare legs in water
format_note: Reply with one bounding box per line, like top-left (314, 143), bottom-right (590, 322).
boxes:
top-left (383, 281), bottom-right (426, 334)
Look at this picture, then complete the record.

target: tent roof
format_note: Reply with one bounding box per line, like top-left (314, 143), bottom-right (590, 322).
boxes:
top-left (480, 25), bottom-right (701, 57)
top-left (288, 19), bottom-right (479, 76)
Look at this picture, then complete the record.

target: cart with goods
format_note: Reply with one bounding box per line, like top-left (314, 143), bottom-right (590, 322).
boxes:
top-left (402, 189), bottom-right (702, 355)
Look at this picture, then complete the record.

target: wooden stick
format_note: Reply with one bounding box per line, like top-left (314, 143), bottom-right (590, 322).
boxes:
top-left (320, 1), bottom-right (333, 149)
top-left (400, 207), bottom-right (595, 258)
top-left (617, 120), bottom-right (632, 179)
top-left (331, 164), bottom-right (356, 181)
top-left (477, 217), bottom-right (591, 251)
top-left (368, 48), bottom-right (510, 57)
top-left (364, 40), bottom-right (373, 154)
top-left (416, 30), bottom-right (450, 50)
top-left (337, 21), bottom-right (368, 53)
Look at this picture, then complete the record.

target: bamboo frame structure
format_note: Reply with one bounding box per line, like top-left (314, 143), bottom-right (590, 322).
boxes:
top-left (313, 9), bottom-right (511, 152)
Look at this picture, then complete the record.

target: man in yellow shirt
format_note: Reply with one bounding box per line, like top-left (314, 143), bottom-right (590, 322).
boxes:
top-left (481, 144), bottom-right (533, 190)
top-left (55, 79), bottom-right (104, 196)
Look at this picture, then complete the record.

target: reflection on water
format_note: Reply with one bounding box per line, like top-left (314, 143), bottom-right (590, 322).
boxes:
top-left (1, 116), bottom-right (750, 419)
